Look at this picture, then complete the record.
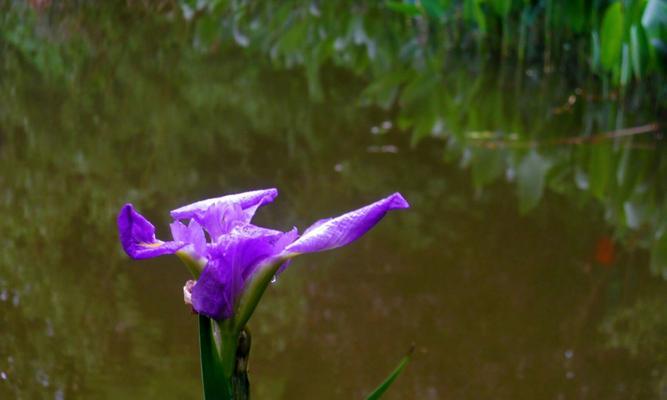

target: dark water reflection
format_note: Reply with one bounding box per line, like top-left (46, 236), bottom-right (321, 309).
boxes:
top-left (1, 3), bottom-right (666, 399)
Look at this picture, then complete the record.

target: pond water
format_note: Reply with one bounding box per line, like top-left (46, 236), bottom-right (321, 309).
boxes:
top-left (1, 3), bottom-right (666, 399)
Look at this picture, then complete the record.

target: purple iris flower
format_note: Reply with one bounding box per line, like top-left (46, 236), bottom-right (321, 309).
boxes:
top-left (118, 189), bottom-right (409, 321)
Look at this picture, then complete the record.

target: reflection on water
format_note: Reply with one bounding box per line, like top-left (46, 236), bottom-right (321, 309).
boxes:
top-left (1, 2), bottom-right (665, 399)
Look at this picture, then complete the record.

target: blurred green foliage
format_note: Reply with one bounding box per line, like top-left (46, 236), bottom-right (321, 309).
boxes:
top-left (180, 0), bottom-right (667, 87)
top-left (176, 0), bottom-right (667, 277)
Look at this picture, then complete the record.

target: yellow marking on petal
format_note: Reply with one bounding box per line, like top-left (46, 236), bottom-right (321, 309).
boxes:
top-left (139, 241), bottom-right (163, 248)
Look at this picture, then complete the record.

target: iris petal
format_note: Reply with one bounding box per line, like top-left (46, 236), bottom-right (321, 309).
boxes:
top-left (117, 204), bottom-right (185, 259)
top-left (281, 193), bottom-right (409, 256)
top-left (191, 225), bottom-right (295, 320)
top-left (170, 219), bottom-right (207, 258)
top-left (170, 188), bottom-right (278, 221)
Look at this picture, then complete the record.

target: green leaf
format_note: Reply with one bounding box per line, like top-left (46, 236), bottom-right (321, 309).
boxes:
top-left (195, 14), bottom-right (221, 50)
top-left (601, 2), bottom-right (625, 71)
top-left (642, 0), bottom-right (667, 30)
top-left (591, 31), bottom-right (602, 71)
top-left (630, 24), bottom-right (649, 79)
top-left (422, 0), bottom-right (446, 19)
top-left (620, 42), bottom-right (631, 85)
top-left (565, 0), bottom-right (586, 33)
top-left (199, 316), bottom-right (232, 400)
top-left (365, 346), bottom-right (414, 400)
top-left (361, 70), bottom-right (411, 109)
top-left (492, 0), bottom-right (512, 17)
top-left (464, 0), bottom-right (487, 32)
top-left (517, 151), bottom-right (551, 214)
top-left (386, 1), bottom-right (422, 17)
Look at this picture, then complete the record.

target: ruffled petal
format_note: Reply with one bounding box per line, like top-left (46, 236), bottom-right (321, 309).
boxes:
top-left (170, 188), bottom-right (278, 221)
top-left (197, 203), bottom-right (256, 241)
top-left (117, 204), bottom-right (185, 259)
top-left (281, 193), bottom-right (409, 256)
top-left (169, 219), bottom-right (207, 258)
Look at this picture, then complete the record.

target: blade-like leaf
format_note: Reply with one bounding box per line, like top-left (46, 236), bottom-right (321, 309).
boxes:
top-left (629, 24), bottom-right (649, 79)
top-left (642, 0), bottom-right (667, 30)
top-left (365, 345), bottom-right (414, 400)
top-left (199, 316), bottom-right (231, 400)
top-left (601, 2), bottom-right (624, 71)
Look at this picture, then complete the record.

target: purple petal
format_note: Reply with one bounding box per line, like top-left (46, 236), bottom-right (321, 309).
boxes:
top-left (169, 219), bottom-right (207, 258)
top-left (190, 258), bottom-right (239, 320)
top-left (274, 227), bottom-right (299, 275)
top-left (281, 193), bottom-right (409, 256)
top-left (191, 224), bottom-right (294, 320)
top-left (117, 204), bottom-right (185, 259)
top-left (197, 203), bottom-right (255, 241)
top-left (170, 188), bottom-right (278, 221)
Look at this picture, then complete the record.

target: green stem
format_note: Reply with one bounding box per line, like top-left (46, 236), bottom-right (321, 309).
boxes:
top-left (199, 316), bottom-right (231, 399)
top-left (199, 317), bottom-right (252, 399)
top-left (218, 327), bottom-right (238, 380)
top-left (177, 251), bottom-right (206, 278)
top-left (232, 328), bottom-right (251, 400)
top-left (233, 256), bottom-right (286, 333)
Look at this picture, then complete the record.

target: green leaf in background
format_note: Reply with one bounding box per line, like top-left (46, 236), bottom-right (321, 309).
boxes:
top-left (422, 0), bottom-right (447, 19)
top-left (642, 0), bottom-right (667, 30)
top-left (492, 0), bottom-right (512, 17)
top-left (630, 24), bottom-right (649, 79)
top-left (361, 70), bottom-right (412, 109)
top-left (591, 31), bottom-right (602, 71)
top-left (601, 2), bottom-right (625, 71)
top-left (365, 345), bottom-right (414, 400)
top-left (386, 1), bottom-right (422, 17)
top-left (565, 0), bottom-right (586, 33)
top-left (517, 151), bottom-right (551, 214)
top-left (620, 42), bottom-right (632, 85)
top-left (195, 14), bottom-right (221, 50)
top-left (464, 0), bottom-right (487, 32)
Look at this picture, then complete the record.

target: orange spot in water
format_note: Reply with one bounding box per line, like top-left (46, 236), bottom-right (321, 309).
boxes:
top-left (594, 236), bottom-right (615, 267)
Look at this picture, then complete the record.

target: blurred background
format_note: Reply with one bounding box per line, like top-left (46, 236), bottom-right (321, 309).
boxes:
top-left (0, 0), bottom-right (666, 398)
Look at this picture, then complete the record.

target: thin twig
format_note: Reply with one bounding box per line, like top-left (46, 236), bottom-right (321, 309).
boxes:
top-left (467, 123), bottom-right (661, 149)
